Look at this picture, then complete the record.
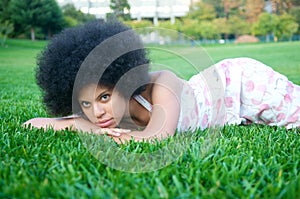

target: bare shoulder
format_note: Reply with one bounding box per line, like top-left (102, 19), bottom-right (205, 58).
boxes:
top-left (149, 70), bottom-right (181, 82)
top-left (147, 70), bottom-right (184, 104)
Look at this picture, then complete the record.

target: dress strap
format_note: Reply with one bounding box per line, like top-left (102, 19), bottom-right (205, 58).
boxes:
top-left (133, 95), bottom-right (153, 112)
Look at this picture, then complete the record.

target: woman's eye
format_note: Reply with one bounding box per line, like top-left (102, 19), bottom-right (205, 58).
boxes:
top-left (81, 101), bottom-right (91, 108)
top-left (101, 94), bottom-right (110, 102)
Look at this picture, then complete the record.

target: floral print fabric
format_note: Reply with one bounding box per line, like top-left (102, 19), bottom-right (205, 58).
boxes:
top-left (177, 58), bottom-right (300, 131)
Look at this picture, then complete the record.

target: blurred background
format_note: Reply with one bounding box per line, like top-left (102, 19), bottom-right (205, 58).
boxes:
top-left (1, 0), bottom-right (300, 45)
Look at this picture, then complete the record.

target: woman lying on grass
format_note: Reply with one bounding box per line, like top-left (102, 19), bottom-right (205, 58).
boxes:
top-left (24, 20), bottom-right (300, 143)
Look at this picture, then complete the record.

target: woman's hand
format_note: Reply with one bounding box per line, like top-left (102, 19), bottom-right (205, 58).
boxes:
top-left (110, 132), bottom-right (140, 144)
top-left (93, 128), bottom-right (131, 137)
top-left (110, 130), bottom-right (161, 144)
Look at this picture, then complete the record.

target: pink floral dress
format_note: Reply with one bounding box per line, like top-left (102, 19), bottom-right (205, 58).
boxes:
top-left (177, 58), bottom-right (300, 132)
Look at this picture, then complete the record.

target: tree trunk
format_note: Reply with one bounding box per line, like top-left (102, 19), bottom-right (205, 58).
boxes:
top-left (266, 34), bottom-right (270, 42)
top-left (48, 28), bottom-right (52, 39)
top-left (1, 34), bottom-right (7, 47)
top-left (224, 33), bottom-right (228, 41)
top-left (31, 26), bottom-right (35, 41)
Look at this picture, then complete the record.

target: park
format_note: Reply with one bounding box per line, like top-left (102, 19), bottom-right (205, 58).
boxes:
top-left (1, 38), bottom-right (300, 198)
top-left (1, 0), bottom-right (300, 198)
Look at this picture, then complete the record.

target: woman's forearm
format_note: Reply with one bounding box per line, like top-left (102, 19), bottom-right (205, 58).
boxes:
top-left (23, 117), bottom-right (76, 131)
top-left (23, 116), bottom-right (98, 132)
top-left (23, 117), bottom-right (130, 137)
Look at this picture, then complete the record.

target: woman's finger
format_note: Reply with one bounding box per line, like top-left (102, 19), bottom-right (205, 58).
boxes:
top-left (111, 128), bottom-right (131, 133)
top-left (103, 129), bottom-right (121, 136)
top-left (94, 128), bottom-right (131, 136)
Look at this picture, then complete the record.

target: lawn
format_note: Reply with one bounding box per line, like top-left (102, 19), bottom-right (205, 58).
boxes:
top-left (0, 39), bottom-right (300, 198)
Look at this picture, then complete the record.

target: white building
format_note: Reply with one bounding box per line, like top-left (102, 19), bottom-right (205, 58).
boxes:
top-left (56, 0), bottom-right (194, 24)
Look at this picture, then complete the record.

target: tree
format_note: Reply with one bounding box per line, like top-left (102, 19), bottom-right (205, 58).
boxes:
top-left (124, 20), bottom-right (153, 34)
top-left (0, 20), bottom-right (14, 46)
top-left (38, 0), bottom-right (64, 38)
top-left (125, 20), bottom-right (153, 29)
top-left (290, 6), bottom-right (300, 33)
top-left (157, 20), bottom-right (183, 40)
top-left (203, 0), bottom-right (225, 18)
top-left (181, 19), bottom-right (202, 39)
top-left (62, 3), bottom-right (96, 27)
top-left (290, 0), bottom-right (300, 6)
top-left (187, 1), bottom-right (216, 21)
top-left (228, 15), bottom-right (249, 38)
top-left (0, 0), bottom-right (11, 21)
top-left (109, 0), bottom-right (131, 21)
top-left (63, 16), bottom-right (78, 27)
top-left (199, 21), bottom-right (219, 41)
top-left (212, 17), bottom-right (230, 39)
top-left (0, 0), bottom-right (13, 42)
top-left (252, 13), bottom-right (278, 42)
top-left (245, 0), bottom-right (265, 23)
top-left (158, 20), bottom-right (182, 31)
top-left (9, 0), bottom-right (40, 40)
top-left (271, 0), bottom-right (294, 14)
top-left (9, 0), bottom-right (64, 40)
top-left (222, 0), bottom-right (243, 18)
top-left (274, 14), bottom-right (298, 40)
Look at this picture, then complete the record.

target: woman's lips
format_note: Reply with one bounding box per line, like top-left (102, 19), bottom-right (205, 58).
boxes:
top-left (96, 119), bottom-right (114, 128)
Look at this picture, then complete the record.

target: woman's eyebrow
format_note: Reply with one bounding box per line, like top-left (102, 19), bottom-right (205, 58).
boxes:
top-left (96, 90), bottom-right (110, 100)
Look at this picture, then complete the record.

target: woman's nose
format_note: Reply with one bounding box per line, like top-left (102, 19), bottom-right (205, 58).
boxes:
top-left (93, 103), bottom-right (105, 118)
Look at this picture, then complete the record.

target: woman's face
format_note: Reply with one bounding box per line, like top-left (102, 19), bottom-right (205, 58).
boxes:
top-left (78, 84), bottom-right (127, 128)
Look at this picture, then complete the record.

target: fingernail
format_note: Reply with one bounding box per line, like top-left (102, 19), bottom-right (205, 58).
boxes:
top-left (115, 133), bottom-right (121, 136)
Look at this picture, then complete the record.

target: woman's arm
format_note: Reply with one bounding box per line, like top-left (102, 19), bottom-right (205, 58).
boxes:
top-left (23, 116), bottom-right (129, 136)
top-left (23, 117), bottom-right (75, 130)
top-left (114, 70), bottom-right (183, 143)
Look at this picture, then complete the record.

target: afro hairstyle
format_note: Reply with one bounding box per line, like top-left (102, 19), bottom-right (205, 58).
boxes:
top-left (36, 20), bottom-right (150, 116)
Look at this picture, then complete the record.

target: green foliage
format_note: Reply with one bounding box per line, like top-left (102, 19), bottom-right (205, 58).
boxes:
top-left (202, 0), bottom-right (225, 18)
top-left (63, 16), bottom-right (78, 28)
top-left (0, 0), bottom-right (11, 21)
top-left (187, 1), bottom-right (217, 21)
top-left (252, 12), bottom-right (299, 42)
top-left (8, 0), bottom-right (64, 40)
top-left (184, 1), bottom-right (256, 40)
top-left (290, 0), bottom-right (300, 6)
top-left (290, 6), bottom-right (300, 33)
top-left (109, 0), bottom-right (131, 21)
top-left (274, 14), bottom-right (299, 41)
top-left (252, 13), bottom-right (278, 42)
top-left (37, 0), bottom-right (64, 38)
top-left (212, 17), bottom-right (230, 36)
top-left (181, 19), bottom-right (201, 39)
top-left (3, 0), bottom-right (300, 42)
top-left (199, 21), bottom-right (219, 40)
top-left (62, 3), bottom-right (96, 28)
top-left (9, 0), bottom-right (40, 40)
top-left (158, 20), bottom-right (182, 31)
top-left (0, 20), bottom-right (14, 46)
top-left (156, 21), bottom-right (183, 40)
top-left (228, 15), bottom-right (250, 37)
top-left (184, 0), bottom-right (300, 41)
top-left (124, 20), bottom-right (153, 29)
top-left (124, 20), bottom-right (153, 35)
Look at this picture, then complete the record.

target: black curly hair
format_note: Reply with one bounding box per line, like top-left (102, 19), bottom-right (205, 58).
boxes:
top-left (36, 20), bottom-right (150, 116)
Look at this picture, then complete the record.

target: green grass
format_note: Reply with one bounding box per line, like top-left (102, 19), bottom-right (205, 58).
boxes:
top-left (148, 42), bottom-right (300, 84)
top-left (1, 39), bottom-right (300, 198)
